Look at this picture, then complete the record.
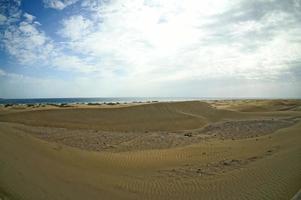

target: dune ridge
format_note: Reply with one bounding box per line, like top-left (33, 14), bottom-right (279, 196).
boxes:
top-left (0, 101), bottom-right (239, 131)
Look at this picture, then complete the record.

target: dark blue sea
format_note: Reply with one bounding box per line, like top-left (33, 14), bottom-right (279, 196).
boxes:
top-left (0, 97), bottom-right (211, 105)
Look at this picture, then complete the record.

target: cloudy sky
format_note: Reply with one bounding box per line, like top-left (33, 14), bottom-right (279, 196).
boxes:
top-left (0, 0), bottom-right (300, 98)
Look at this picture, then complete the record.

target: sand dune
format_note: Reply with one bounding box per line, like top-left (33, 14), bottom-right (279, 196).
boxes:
top-left (0, 101), bottom-right (239, 131)
top-left (210, 99), bottom-right (301, 112)
top-left (0, 100), bottom-right (300, 200)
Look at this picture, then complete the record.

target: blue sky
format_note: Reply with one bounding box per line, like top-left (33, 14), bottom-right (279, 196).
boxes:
top-left (0, 0), bottom-right (301, 98)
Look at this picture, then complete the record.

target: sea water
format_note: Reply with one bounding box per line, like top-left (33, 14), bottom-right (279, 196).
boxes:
top-left (0, 97), bottom-right (211, 105)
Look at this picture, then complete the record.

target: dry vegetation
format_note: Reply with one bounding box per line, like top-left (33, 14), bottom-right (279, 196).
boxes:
top-left (0, 100), bottom-right (301, 200)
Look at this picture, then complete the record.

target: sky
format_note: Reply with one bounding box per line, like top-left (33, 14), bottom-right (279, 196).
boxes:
top-left (0, 0), bottom-right (300, 98)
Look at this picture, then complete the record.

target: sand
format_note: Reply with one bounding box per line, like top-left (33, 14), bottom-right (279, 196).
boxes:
top-left (0, 100), bottom-right (300, 200)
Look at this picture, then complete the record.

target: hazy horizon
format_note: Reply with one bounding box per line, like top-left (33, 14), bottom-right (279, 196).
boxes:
top-left (1, 0), bottom-right (301, 98)
top-left (0, 96), bottom-right (301, 100)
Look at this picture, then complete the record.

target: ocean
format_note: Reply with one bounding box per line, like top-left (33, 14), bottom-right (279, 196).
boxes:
top-left (0, 97), bottom-right (209, 105)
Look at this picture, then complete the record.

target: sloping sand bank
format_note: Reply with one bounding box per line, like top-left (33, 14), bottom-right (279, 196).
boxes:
top-left (0, 101), bottom-right (239, 131)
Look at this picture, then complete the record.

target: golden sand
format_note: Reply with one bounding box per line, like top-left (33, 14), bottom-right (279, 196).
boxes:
top-left (0, 100), bottom-right (300, 200)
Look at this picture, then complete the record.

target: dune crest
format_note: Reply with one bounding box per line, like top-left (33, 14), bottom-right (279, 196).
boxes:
top-left (0, 101), bottom-right (238, 131)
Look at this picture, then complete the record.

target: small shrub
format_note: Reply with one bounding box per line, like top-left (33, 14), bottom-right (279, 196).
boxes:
top-left (87, 103), bottom-right (101, 106)
top-left (184, 132), bottom-right (192, 137)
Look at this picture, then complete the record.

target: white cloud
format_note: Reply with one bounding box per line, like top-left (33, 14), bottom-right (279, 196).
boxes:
top-left (1, 0), bottom-right (301, 98)
top-left (1, 3), bottom-right (55, 65)
top-left (52, 54), bottom-right (97, 72)
top-left (3, 20), bottom-right (54, 64)
top-left (1, 8), bottom-right (96, 73)
top-left (231, 20), bottom-right (263, 36)
top-left (43, 0), bottom-right (79, 10)
top-left (58, 15), bottom-right (93, 41)
top-left (0, 14), bottom-right (7, 25)
top-left (3, 18), bottom-right (96, 73)
top-left (54, 0), bottom-right (301, 82)
top-left (0, 0), bottom-right (22, 25)
top-left (294, 0), bottom-right (301, 8)
top-left (0, 69), bottom-right (6, 76)
top-left (23, 13), bottom-right (36, 22)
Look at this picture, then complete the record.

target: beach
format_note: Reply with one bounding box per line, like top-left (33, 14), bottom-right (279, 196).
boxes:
top-left (0, 100), bottom-right (301, 200)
